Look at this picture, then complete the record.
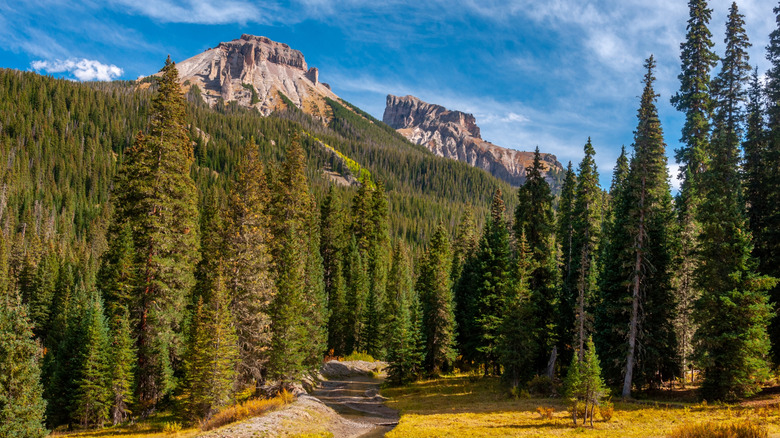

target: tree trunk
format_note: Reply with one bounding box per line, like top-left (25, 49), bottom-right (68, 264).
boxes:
top-left (546, 346), bottom-right (557, 379)
top-left (623, 175), bottom-right (646, 399)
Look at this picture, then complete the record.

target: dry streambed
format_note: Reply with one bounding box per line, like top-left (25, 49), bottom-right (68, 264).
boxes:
top-left (201, 361), bottom-right (398, 438)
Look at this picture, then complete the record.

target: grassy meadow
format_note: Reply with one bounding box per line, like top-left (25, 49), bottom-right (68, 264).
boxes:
top-left (381, 375), bottom-right (780, 437)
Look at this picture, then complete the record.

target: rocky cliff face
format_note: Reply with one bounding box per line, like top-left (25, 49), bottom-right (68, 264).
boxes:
top-left (383, 95), bottom-right (562, 187)
top-left (171, 34), bottom-right (338, 117)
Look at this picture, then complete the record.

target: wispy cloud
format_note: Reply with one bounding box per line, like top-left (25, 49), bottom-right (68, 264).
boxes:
top-left (108, 0), bottom-right (270, 24)
top-left (31, 58), bottom-right (124, 81)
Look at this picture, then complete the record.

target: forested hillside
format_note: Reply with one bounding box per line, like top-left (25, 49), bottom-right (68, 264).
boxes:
top-left (4, 0), bottom-right (780, 435)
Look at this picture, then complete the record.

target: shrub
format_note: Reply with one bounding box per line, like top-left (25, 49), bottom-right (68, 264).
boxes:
top-left (667, 420), bottom-right (767, 438)
top-left (162, 421), bottom-right (182, 434)
top-left (536, 406), bottom-right (555, 420)
top-left (599, 400), bottom-right (614, 422)
top-left (201, 395), bottom-right (288, 431)
top-left (528, 375), bottom-right (555, 396)
top-left (344, 351), bottom-right (376, 362)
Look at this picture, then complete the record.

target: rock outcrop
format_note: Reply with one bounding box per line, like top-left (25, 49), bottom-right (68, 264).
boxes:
top-left (383, 94), bottom-right (563, 187)
top-left (171, 34), bottom-right (339, 117)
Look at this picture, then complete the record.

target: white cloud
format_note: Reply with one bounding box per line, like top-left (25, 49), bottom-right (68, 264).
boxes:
top-left (31, 58), bottom-right (124, 81)
top-left (108, 0), bottom-right (269, 24)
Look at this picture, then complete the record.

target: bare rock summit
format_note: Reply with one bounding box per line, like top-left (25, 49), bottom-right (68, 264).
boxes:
top-left (171, 34), bottom-right (338, 117)
top-left (383, 94), bottom-right (563, 187)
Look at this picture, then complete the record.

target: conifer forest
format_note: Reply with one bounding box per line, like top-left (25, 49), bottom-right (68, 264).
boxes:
top-left (5, 1), bottom-right (780, 436)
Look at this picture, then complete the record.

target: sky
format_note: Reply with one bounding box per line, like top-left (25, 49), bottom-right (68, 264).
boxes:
top-left (1, 0), bottom-right (777, 190)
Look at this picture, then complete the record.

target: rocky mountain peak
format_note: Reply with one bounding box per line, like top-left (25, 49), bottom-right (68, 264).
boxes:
top-left (383, 94), bottom-right (563, 187)
top-left (171, 35), bottom-right (338, 117)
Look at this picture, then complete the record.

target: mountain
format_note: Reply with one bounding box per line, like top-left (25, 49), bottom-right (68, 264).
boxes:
top-left (172, 34), bottom-right (338, 118)
top-left (383, 94), bottom-right (563, 188)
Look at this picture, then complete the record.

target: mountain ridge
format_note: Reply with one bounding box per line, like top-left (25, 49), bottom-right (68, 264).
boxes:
top-left (383, 94), bottom-right (563, 188)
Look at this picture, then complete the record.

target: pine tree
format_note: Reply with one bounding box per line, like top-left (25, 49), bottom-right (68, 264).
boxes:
top-left (0, 291), bottom-right (47, 438)
top-left (73, 291), bottom-right (111, 428)
top-left (694, 4), bottom-right (774, 400)
top-left (514, 147), bottom-right (558, 373)
top-left (453, 212), bottom-right (482, 366)
top-left (97, 222), bottom-right (136, 316)
top-left (107, 57), bottom-right (200, 411)
top-left (498, 233), bottom-right (537, 390)
top-left (182, 297), bottom-right (212, 419)
top-left (556, 161), bottom-right (577, 362)
top-left (225, 141), bottom-right (275, 384)
top-left (451, 209), bottom-right (478, 286)
top-left (386, 247), bottom-right (424, 385)
top-left (474, 190), bottom-right (513, 374)
top-left (417, 224), bottom-right (455, 374)
top-left (744, 68), bottom-right (768, 270)
top-left (364, 181), bottom-right (390, 359)
top-left (302, 209), bottom-right (328, 368)
top-left (108, 306), bottom-right (135, 425)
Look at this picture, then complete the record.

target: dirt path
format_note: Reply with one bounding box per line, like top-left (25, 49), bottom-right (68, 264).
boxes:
top-left (312, 375), bottom-right (399, 437)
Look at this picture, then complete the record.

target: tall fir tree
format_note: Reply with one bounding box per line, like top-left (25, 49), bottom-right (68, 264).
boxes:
top-left (0, 291), bottom-right (47, 438)
top-left (321, 186), bottom-right (348, 356)
top-left (744, 68), bottom-right (768, 270)
top-left (73, 291), bottom-right (111, 428)
top-left (514, 147), bottom-right (559, 373)
top-left (453, 211), bottom-right (481, 366)
top-left (564, 140), bottom-right (601, 364)
top-left (344, 236), bottom-right (368, 354)
top-left (472, 189), bottom-right (513, 374)
top-left (615, 57), bottom-right (677, 398)
top-left (556, 161), bottom-right (577, 364)
top-left (694, 4), bottom-right (775, 400)
top-left (225, 141), bottom-right (275, 384)
top-left (762, 2), bottom-right (780, 363)
top-left (417, 224), bottom-right (456, 374)
top-left (105, 58), bottom-right (200, 411)
top-left (386, 245), bottom-right (424, 386)
top-left (108, 306), bottom-right (135, 425)
top-left (498, 232), bottom-right (537, 390)
top-left (268, 134), bottom-right (324, 380)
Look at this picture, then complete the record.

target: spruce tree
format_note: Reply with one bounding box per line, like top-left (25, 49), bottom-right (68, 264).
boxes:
top-left (694, 4), bottom-right (774, 400)
top-left (453, 211), bottom-right (481, 366)
top-left (762, 2), bottom-right (780, 363)
top-left (97, 222), bottom-right (136, 316)
top-left (744, 68), bottom-right (768, 269)
top-left (344, 236), bottom-right (368, 355)
top-left (73, 291), bottom-right (111, 428)
top-left (321, 186), bottom-right (348, 356)
top-left (474, 189), bottom-right (513, 374)
top-left (106, 58), bottom-right (200, 410)
top-left (564, 140), bottom-right (601, 364)
top-left (565, 337), bottom-right (607, 427)
top-left (620, 57), bottom-right (677, 398)
top-left (108, 306), bottom-right (135, 425)
top-left (498, 233), bottom-right (537, 390)
top-left (225, 141), bottom-right (275, 384)
top-left (514, 147), bottom-right (558, 373)
top-left (556, 161), bottom-right (577, 362)
top-left (451, 209), bottom-right (478, 285)
top-left (386, 248), bottom-right (424, 385)
top-left (417, 224), bottom-right (456, 374)
top-left (268, 134), bottom-right (323, 380)
top-left (0, 291), bottom-right (47, 438)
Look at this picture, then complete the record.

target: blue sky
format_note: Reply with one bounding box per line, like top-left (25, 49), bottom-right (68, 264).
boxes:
top-left (1, 0), bottom-right (776, 190)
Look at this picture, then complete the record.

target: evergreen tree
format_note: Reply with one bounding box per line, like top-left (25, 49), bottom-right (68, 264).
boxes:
top-left (417, 224), bottom-right (456, 374)
top-left (498, 233), bottom-right (537, 390)
top-left (564, 140), bottom-right (601, 364)
top-left (453, 211), bottom-right (481, 366)
top-left (744, 68), bottom-right (768, 270)
top-left (564, 337), bottom-right (607, 427)
top-left (557, 162), bottom-right (577, 287)
top-left (268, 134), bottom-right (323, 380)
top-left (97, 222), bottom-right (136, 316)
top-left (0, 291), bottom-right (47, 438)
top-left (225, 141), bottom-right (275, 384)
top-left (344, 236), bottom-right (368, 354)
top-left (451, 209), bottom-right (478, 285)
top-left (73, 291), bottom-right (111, 428)
top-left (182, 268), bottom-right (238, 419)
top-left (302, 208), bottom-right (328, 368)
top-left (514, 147), bottom-right (558, 373)
top-left (108, 306), bottom-right (135, 425)
top-left (107, 58), bottom-right (200, 410)
top-left (762, 2), bottom-right (780, 363)
top-left (474, 190), bottom-right (513, 374)
top-left (386, 249), bottom-right (424, 385)
top-left (364, 181), bottom-right (390, 359)
top-left (694, 5), bottom-right (774, 400)
top-left (621, 57), bottom-right (677, 398)
top-left (321, 186), bottom-right (348, 356)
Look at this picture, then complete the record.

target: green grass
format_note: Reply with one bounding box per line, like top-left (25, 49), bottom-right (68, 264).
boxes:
top-left (381, 375), bottom-right (780, 437)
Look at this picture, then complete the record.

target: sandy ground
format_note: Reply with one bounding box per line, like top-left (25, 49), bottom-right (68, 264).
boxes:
top-left (200, 361), bottom-right (398, 438)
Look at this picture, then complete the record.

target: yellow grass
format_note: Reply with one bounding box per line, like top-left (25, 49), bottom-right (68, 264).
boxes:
top-left (382, 376), bottom-right (780, 438)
